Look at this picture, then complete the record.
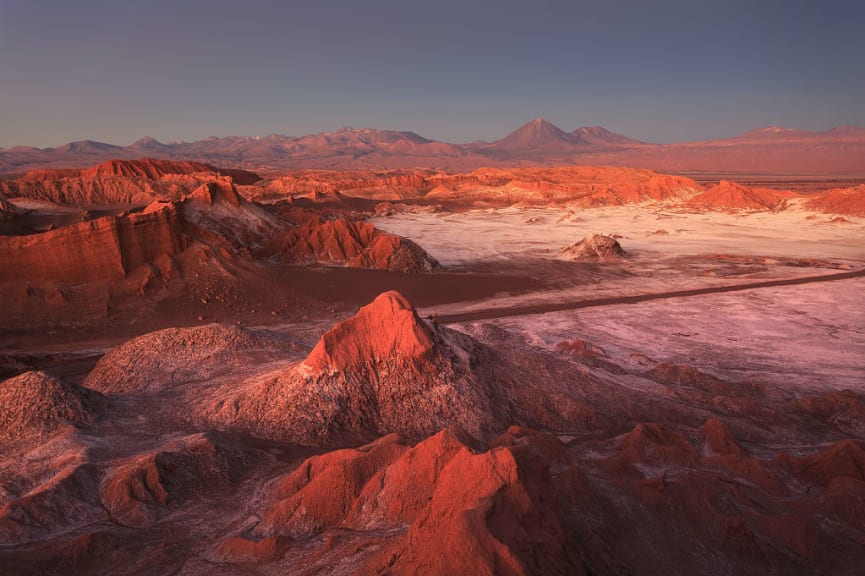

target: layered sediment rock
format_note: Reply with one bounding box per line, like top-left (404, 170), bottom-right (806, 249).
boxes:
top-left (0, 203), bottom-right (186, 283)
top-left (260, 216), bottom-right (439, 273)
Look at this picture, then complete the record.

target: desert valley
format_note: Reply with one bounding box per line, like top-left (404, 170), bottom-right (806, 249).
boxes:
top-left (0, 116), bottom-right (864, 575)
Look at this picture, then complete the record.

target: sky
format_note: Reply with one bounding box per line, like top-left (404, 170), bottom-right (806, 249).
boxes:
top-left (1, 0), bottom-right (864, 148)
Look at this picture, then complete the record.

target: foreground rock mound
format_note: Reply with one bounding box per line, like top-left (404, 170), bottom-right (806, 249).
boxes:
top-left (210, 291), bottom-right (508, 445)
top-left (0, 371), bottom-right (103, 442)
top-left (85, 324), bottom-right (289, 394)
top-left (558, 233), bottom-right (626, 261)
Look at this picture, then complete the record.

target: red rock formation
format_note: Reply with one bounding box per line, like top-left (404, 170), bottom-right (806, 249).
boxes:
top-left (684, 179), bottom-right (798, 211)
top-left (187, 177), bottom-right (242, 207)
top-left (806, 184), bottom-right (865, 216)
top-left (204, 291), bottom-right (618, 448)
top-left (0, 202), bottom-right (186, 283)
top-left (556, 338), bottom-right (627, 373)
top-left (206, 291), bottom-right (506, 444)
top-left (781, 439), bottom-right (865, 486)
top-left (260, 216), bottom-right (439, 273)
top-left (0, 174), bottom-right (171, 206)
top-left (703, 418), bottom-right (743, 457)
top-left (251, 433), bottom-right (410, 539)
top-left (0, 159), bottom-right (259, 206)
top-left (0, 462), bottom-right (103, 545)
top-left (795, 390), bottom-right (865, 435)
top-left (701, 419), bottom-right (785, 494)
top-left (22, 158), bottom-right (260, 185)
top-left (423, 166), bottom-right (702, 207)
top-left (226, 427), bottom-right (583, 575)
top-left (644, 362), bottom-right (725, 387)
top-left (616, 422), bottom-right (698, 469)
top-left (0, 371), bottom-right (103, 442)
top-left (304, 290), bottom-right (435, 372)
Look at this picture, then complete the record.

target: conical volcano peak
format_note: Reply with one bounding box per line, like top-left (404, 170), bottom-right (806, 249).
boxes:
top-left (490, 118), bottom-right (576, 151)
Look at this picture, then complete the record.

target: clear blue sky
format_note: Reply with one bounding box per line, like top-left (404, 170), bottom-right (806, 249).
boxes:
top-left (1, 0), bottom-right (863, 148)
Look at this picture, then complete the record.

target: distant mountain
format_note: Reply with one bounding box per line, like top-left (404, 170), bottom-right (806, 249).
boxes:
top-left (571, 126), bottom-right (645, 147)
top-left (2, 120), bottom-right (864, 175)
top-left (129, 136), bottom-right (172, 152)
top-left (485, 118), bottom-right (578, 152)
top-left (735, 126), bottom-right (806, 140)
top-left (54, 140), bottom-right (124, 155)
top-left (471, 118), bottom-right (646, 160)
top-left (727, 125), bottom-right (865, 143)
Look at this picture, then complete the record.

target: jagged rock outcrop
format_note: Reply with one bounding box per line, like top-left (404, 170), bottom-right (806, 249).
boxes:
top-left (0, 371), bottom-right (103, 442)
top-left (220, 426), bottom-right (583, 575)
top-left (557, 233), bottom-right (626, 261)
top-left (260, 216), bottom-right (439, 273)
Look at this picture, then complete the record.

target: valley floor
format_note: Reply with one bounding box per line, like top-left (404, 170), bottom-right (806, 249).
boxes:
top-left (2, 199), bottom-right (864, 575)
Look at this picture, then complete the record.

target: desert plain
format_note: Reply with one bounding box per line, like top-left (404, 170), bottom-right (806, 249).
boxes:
top-left (1, 122), bottom-right (864, 575)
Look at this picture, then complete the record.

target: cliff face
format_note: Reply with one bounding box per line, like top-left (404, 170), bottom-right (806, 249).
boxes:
top-left (260, 216), bottom-right (439, 273)
top-left (0, 203), bottom-right (186, 283)
top-left (0, 160), bottom-right (442, 336)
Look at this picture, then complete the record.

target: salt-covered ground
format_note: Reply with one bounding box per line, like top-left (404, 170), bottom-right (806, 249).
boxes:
top-left (373, 205), bottom-right (865, 392)
top-left (372, 204), bottom-right (865, 264)
top-left (463, 277), bottom-right (865, 392)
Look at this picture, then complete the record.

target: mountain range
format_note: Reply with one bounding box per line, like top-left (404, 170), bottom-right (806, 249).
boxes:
top-left (2, 118), bottom-right (865, 175)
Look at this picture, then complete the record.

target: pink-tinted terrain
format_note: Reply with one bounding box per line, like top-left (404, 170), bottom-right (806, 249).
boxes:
top-left (1, 148), bottom-right (863, 575)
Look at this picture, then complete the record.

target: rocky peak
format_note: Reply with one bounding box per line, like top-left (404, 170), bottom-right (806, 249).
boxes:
top-left (303, 290), bottom-right (436, 373)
